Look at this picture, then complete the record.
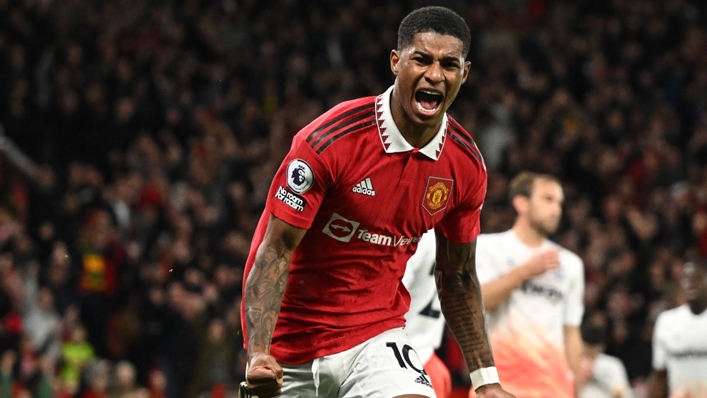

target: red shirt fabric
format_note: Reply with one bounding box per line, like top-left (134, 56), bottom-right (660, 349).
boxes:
top-left (242, 86), bottom-right (487, 364)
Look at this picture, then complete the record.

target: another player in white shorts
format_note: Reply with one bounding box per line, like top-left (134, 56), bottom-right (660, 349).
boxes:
top-left (647, 260), bottom-right (707, 398)
top-left (404, 230), bottom-right (451, 398)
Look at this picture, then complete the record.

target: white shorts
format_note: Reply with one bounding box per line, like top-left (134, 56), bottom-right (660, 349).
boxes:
top-left (280, 328), bottom-right (436, 398)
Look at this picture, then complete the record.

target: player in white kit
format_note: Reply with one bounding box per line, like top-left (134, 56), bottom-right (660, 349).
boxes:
top-left (647, 260), bottom-right (707, 398)
top-left (578, 323), bottom-right (632, 398)
top-left (404, 230), bottom-right (451, 398)
top-left (472, 172), bottom-right (584, 398)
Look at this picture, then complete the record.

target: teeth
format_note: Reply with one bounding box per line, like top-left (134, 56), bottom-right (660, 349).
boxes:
top-left (420, 90), bottom-right (442, 96)
top-left (416, 101), bottom-right (439, 115)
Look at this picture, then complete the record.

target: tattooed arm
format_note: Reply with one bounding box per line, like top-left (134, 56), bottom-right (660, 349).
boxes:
top-left (434, 231), bottom-right (514, 398)
top-left (244, 215), bottom-right (307, 398)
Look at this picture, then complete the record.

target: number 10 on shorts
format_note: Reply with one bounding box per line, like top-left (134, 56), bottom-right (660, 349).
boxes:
top-left (386, 342), bottom-right (430, 377)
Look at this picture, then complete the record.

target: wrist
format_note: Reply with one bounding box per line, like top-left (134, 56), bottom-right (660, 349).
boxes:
top-left (470, 366), bottom-right (500, 390)
top-left (247, 349), bottom-right (269, 363)
top-left (511, 265), bottom-right (530, 285)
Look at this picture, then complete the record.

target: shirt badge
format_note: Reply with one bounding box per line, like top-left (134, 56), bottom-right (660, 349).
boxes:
top-left (286, 159), bottom-right (314, 194)
top-left (422, 176), bottom-right (453, 216)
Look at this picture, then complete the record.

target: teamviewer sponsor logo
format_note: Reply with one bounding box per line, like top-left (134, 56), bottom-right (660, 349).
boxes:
top-left (357, 230), bottom-right (421, 247)
top-left (323, 213), bottom-right (422, 246)
top-left (275, 186), bottom-right (306, 212)
top-left (322, 213), bottom-right (360, 242)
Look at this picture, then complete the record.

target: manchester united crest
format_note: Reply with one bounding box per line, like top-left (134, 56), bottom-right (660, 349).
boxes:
top-left (422, 176), bottom-right (454, 216)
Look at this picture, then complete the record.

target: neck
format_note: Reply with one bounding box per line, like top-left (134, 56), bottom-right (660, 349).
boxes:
top-left (688, 296), bottom-right (707, 315)
top-left (511, 218), bottom-right (546, 248)
top-left (390, 89), bottom-right (442, 148)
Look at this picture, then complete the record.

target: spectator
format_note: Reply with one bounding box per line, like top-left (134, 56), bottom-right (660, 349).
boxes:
top-left (189, 318), bottom-right (239, 397)
top-left (59, 324), bottom-right (95, 393)
top-left (81, 360), bottom-right (111, 398)
top-left (109, 361), bottom-right (140, 398)
top-left (22, 286), bottom-right (61, 362)
top-left (578, 323), bottom-right (632, 398)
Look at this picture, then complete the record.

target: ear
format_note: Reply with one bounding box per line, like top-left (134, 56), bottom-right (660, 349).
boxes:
top-left (390, 50), bottom-right (400, 76)
top-left (461, 60), bottom-right (471, 84)
top-left (512, 195), bottom-right (528, 215)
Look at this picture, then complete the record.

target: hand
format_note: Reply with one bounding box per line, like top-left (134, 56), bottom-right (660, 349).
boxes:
top-left (246, 353), bottom-right (283, 398)
top-left (577, 356), bottom-right (594, 387)
top-left (520, 249), bottom-right (560, 279)
top-left (475, 384), bottom-right (516, 398)
top-left (669, 390), bottom-right (693, 398)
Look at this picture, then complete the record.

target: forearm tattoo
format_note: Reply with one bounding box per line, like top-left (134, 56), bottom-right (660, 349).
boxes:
top-left (436, 240), bottom-right (495, 370)
top-left (244, 242), bottom-right (292, 358)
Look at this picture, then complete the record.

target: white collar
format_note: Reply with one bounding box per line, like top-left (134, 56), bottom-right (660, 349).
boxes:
top-left (375, 85), bottom-right (447, 160)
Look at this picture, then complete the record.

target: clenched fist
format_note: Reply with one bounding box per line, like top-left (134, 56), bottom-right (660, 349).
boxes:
top-left (245, 353), bottom-right (284, 398)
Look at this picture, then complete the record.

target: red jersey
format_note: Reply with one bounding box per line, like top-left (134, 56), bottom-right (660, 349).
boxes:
top-left (242, 86), bottom-right (487, 364)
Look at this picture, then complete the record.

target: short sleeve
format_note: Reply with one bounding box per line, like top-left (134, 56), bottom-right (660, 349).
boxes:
top-left (563, 255), bottom-right (584, 327)
top-left (652, 314), bottom-right (666, 370)
top-left (435, 170), bottom-right (487, 243)
top-left (474, 236), bottom-right (502, 284)
top-left (608, 359), bottom-right (632, 398)
top-left (265, 136), bottom-right (332, 229)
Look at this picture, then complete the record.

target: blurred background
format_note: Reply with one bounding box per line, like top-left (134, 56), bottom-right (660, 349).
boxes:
top-left (1, 0), bottom-right (706, 396)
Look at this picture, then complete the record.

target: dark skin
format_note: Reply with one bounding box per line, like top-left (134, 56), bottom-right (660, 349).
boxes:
top-left (646, 263), bottom-right (707, 398)
top-left (434, 231), bottom-right (510, 397)
top-left (244, 216), bottom-right (303, 397)
top-left (390, 32), bottom-right (470, 148)
top-left (244, 31), bottom-right (513, 398)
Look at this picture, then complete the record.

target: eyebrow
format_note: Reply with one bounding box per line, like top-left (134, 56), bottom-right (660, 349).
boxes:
top-left (412, 51), bottom-right (462, 63)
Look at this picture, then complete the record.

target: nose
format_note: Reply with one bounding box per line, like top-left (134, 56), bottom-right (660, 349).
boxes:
top-left (424, 62), bottom-right (444, 85)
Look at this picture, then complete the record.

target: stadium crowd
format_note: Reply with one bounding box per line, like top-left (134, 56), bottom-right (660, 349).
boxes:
top-left (1, 0), bottom-right (707, 396)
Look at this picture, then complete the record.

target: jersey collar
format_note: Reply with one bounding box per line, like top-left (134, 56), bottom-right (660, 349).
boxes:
top-left (375, 85), bottom-right (447, 160)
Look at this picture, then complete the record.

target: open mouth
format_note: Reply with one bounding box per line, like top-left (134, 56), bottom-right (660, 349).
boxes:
top-left (414, 89), bottom-right (443, 116)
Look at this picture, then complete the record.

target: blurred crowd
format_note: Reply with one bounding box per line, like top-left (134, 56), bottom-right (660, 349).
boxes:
top-left (1, 0), bottom-right (707, 396)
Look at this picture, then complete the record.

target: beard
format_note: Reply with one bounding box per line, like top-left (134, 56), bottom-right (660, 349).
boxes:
top-left (529, 217), bottom-right (559, 237)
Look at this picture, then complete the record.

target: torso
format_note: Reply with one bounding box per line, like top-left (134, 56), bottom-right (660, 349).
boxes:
top-left (475, 230), bottom-right (585, 398)
top-left (242, 87), bottom-right (486, 364)
top-left (654, 304), bottom-right (707, 396)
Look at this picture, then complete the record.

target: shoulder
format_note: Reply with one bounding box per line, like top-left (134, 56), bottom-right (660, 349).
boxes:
top-left (295, 96), bottom-right (378, 154)
top-left (655, 305), bottom-right (688, 332)
top-left (445, 116), bottom-right (486, 170)
top-left (596, 353), bottom-right (625, 370)
top-left (548, 242), bottom-right (583, 269)
top-left (657, 305), bottom-right (687, 322)
top-left (476, 231), bottom-right (508, 246)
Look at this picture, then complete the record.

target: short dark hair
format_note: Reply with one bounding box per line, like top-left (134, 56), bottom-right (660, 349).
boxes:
top-left (508, 171), bottom-right (561, 202)
top-left (397, 6), bottom-right (471, 58)
top-left (581, 323), bottom-right (606, 346)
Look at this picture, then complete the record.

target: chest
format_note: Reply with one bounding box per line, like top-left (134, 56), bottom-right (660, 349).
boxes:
top-left (493, 249), bottom-right (572, 305)
top-left (319, 143), bottom-right (460, 239)
top-left (661, 316), bottom-right (707, 355)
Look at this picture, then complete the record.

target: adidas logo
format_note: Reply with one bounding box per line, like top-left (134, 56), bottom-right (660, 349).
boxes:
top-left (352, 177), bottom-right (376, 196)
top-left (414, 374), bottom-right (432, 387)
